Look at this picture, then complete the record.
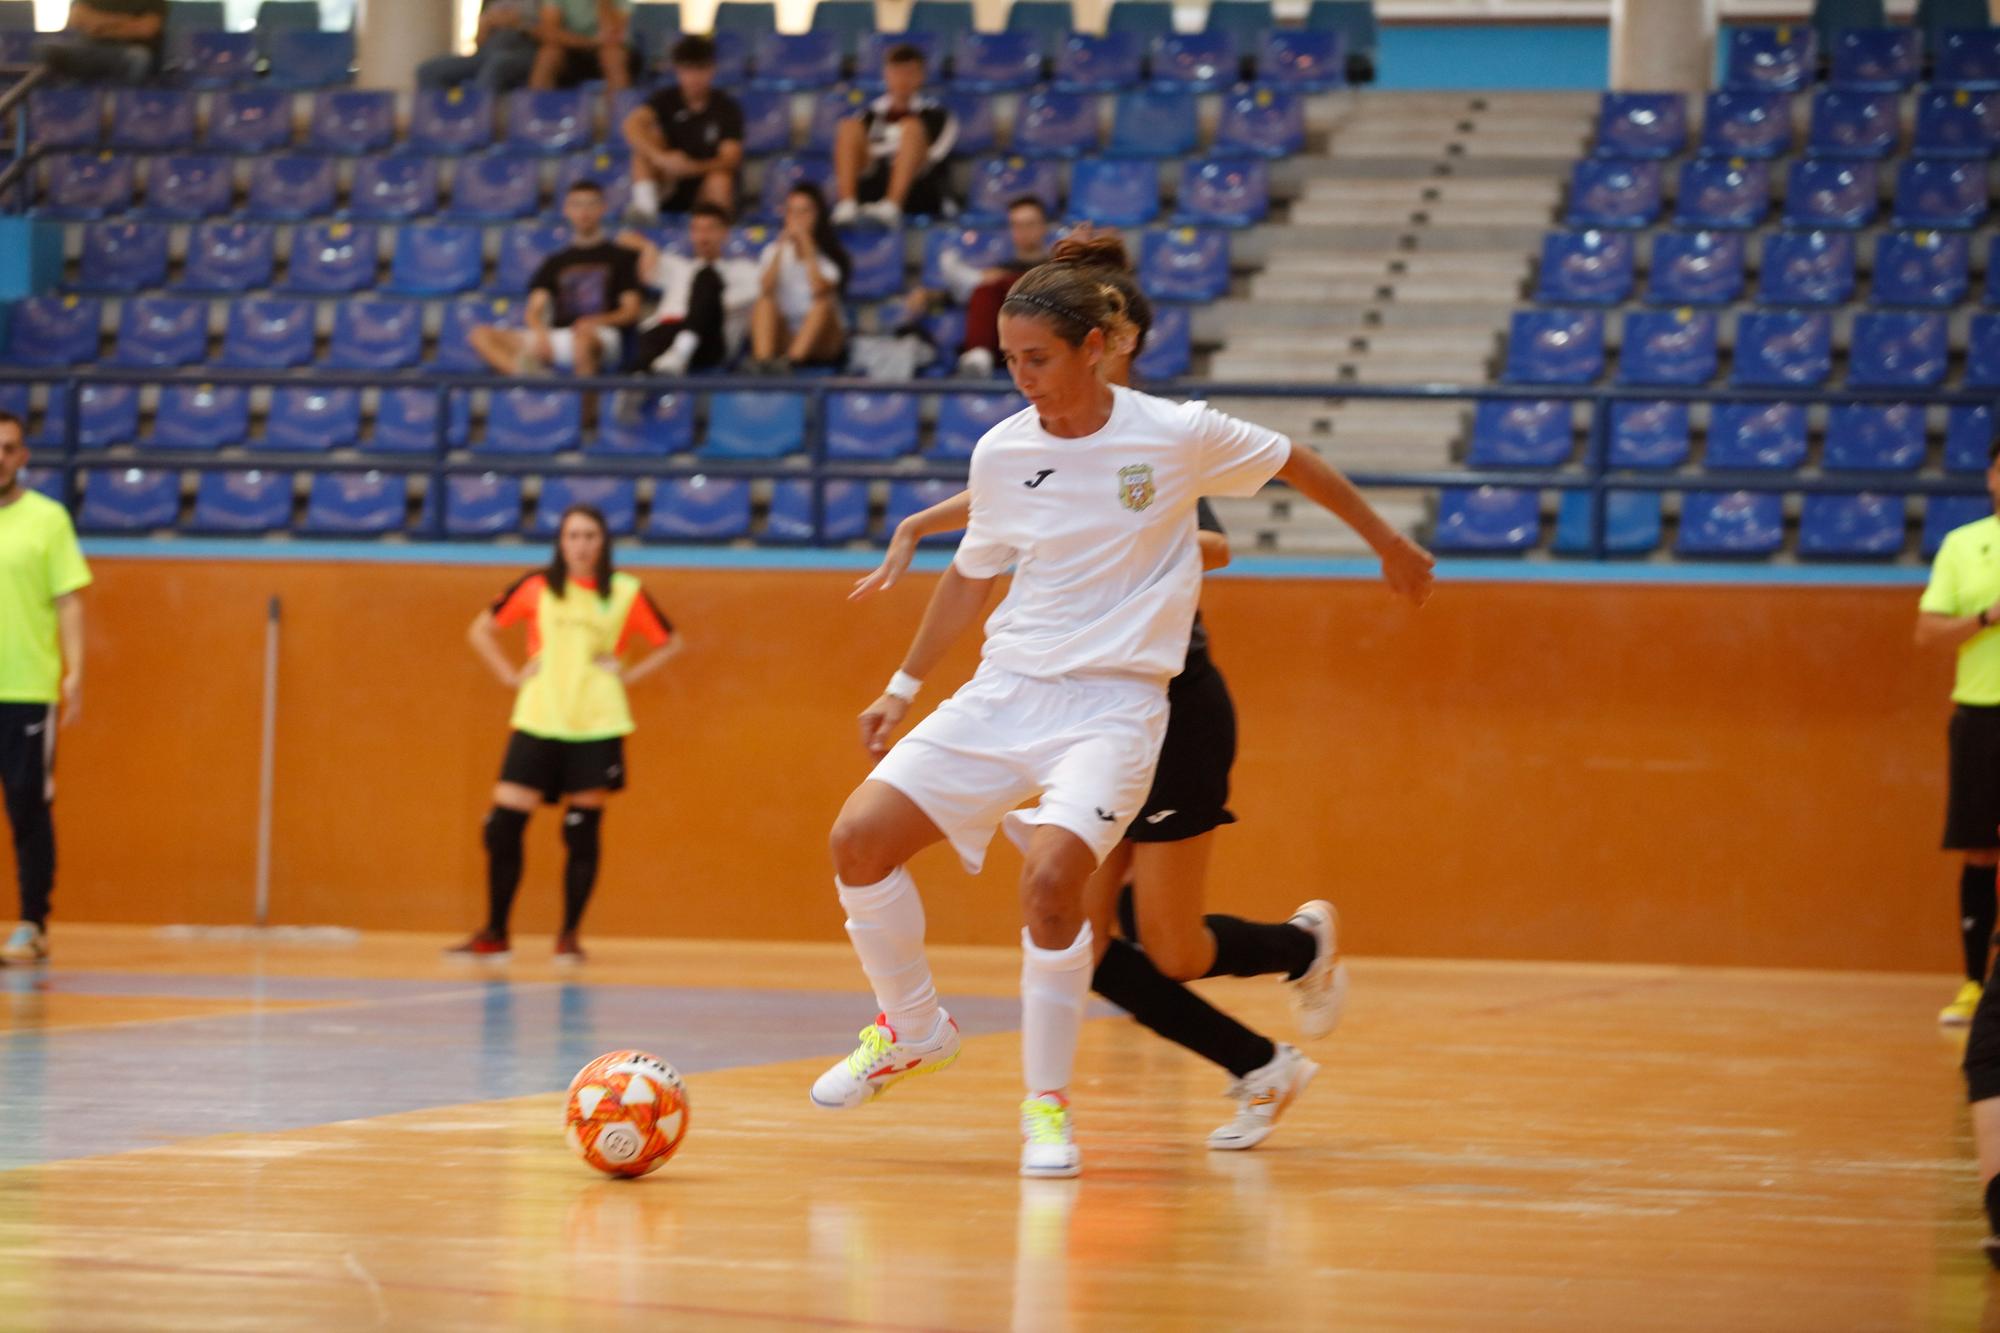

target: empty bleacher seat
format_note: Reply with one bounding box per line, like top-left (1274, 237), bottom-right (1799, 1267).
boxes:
top-left (179, 221), bottom-right (275, 292)
top-left (1732, 310), bottom-right (1832, 385)
top-left (284, 223), bottom-right (379, 294)
top-left (1007, 1), bottom-right (1074, 49)
top-left (508, 90), bottom-right (593, 155)
top-left (1618, 309), bottom-right (1718, 386)
top-left (953, 31), bottom-right (1044, 92)
top-left (1552, 491), bottom-right (1664, 557)
top-left (1175, 157), bottom-right (1268, 227)
top-left (1607, 399), bottom-right (1692, 468)
top-left (1054, 33), bottom-right (1143, 93)
top-left (1894, 158), bottom-right (1989, 228)
top-left (593, 391), bottom-right (695, 456)
top-left (79, 468), bottom-right (180, 533)
top-left (77, 383), bottom-right (138, 447)
top-left (1647, 229), bottom-right (1744, 305)
top-left (1757, 229), bottom-right (1856, 304)
top-left (1109, 89), bottom-right (1198, 158)
top-left (827, 391), bottom-right (921, 459)
top-left (932, 391), bottom-right (1027, 457)
top-left (966, 156), bottom-right (1065, 222)
top-left (1140, 227), bottom-right (1230, 302)
top-left (1109, 1), bottom-right (1174, 41)
top-left (1812, 0), bottom-right (1887, 44)
top-left (1432, 487), bottom-right (1541, 553)
top-left (1937, 29), bottom-right (2000, 91)
top-left (1205, 0), bottom-right (1274, 49)
top-left (309, 90), bottom-right (397, 154)
top-left (1502, 309), bottom-right (1605, 385)
top-left (5, 295), bottom-right (101, 367)
top-left (42, 154), bottom-right (134, 220)
top-left (372, 387), bottom-right (467, 450)
top-left (219, 297), bottom-right (316, 369)
top-left (922, 225), bottom-right (1009, 287)
top-left (1873, 229), bottom-right (1970, 306)
top-left (246, 155), bottom-right (338, 221)
top-left (838, 227), bottom-right (906, 302)
top-left (937, 90), bottom-right (996, 158)
top-left (882, 477), bottom-right (970, 543)
top-left (301, 471), bottom-right (407, 535)
top-left (553, 150), bottom-right (633, 219)
top-left (1151, 32), bottom-right (1238, 93)
top-left (1914, 88), bottom-right (2000, 158)
top-left (808, 0), bottom-right (873, 51)
top-left (1700, 91), bottom-right (1792, 159)
top-left (1215, 86), bottom-right (1304, 159)
top-left (325, 299), bottom-right (423, 370)
top-left (533, 477), bottom-right (638, 535)
top-left (1675, 158), bottom-right (1770, 229)
top-left (154, 385), bottom-right (250, 449)
top-left (205, 89), bottom-right (294, 154)
top-left (265, 387), bottom-right (362, 451)
top-left (1723, 26), bottom-right (1817, 94)
top-left (483, 389), bottom-right (583, 453)
top-left (1595, 92), bottom-right (1686, 159)
top-left (752, 31), bottom-right (843, 91)
top-left (1068, 158), bottom-right (1159, 226)
top-left (411, 86), bottom-right (495, 155)
top-left (29, 90), bottom-right (103, 150)
top-left (703, 391), bottom-right (807, 458)
top-left (1259, 29), bottom-right (1344, 92)
top-left (1798, 492), bottom-right (1905, 558)
top-left (387, 223), bottom-right (484, 296)
top-left (1830, 27), bottom-right (1921, 92)
top-left (1784, 158), bottom-right (1879, 228)
top-left (1708, 401), bottom-right (1809, 468)
top-left (179, 31), bottom-right (257, 88)
top-left (1926, 495), bottom-right (1995, 553)
top-left (1468, 398), bottom-right (1572, 467)
top-left (1536, 230), bottom-right (1635, 304)
top-left (350, 156), bottom-right (438, 222)
top-left (909, 0), bottom-right (975, 38)
top-left (739, 89), bottom-right (793, 156)
top-left (1968, 312), bottom-right (2000, 387)
top-left (764, 479), bottom-right (868, 543)
top-left (434, 297), bottom-right (513, 370)
top-left (112, 296), bottom-right (208, 368)
top-left (1306, 0), bottom-right (1377, 52)
top-left (444, 473), bottom-right (524, 536)
top-left (1824, 403), bottom-right (1928, 470)
top-left (264, 29), bottom-right (355, 90)
top-left (448, 153), bottom-right (542, 221)
top-left (804, 87), bottom-right (866, 154)
top-left (646, 475), bottom-right (752, 540)
top-left (712, 0), bottom-right (774, 36)
top-left (141, 154), bottom-right (234, 220)
top-left (1808, 89), bottom-right (1900, 158)
top-left (1016, 91), bottom-right (1100, 158)
top-left (1676, 490), bottom-right (1784, 556)
top-left (108, 89), bottom-right (196, 151)
top-left (1565, 158), bottom-right (1662, 228)
top-left (78, 221), bottom-right (168, 293)
top-left (1133, 304), bottom-right (1191, 379)
top-left (1848, 310), bottom-right (1949, 386)
top-left (1946, 403), bottom-right (1995, 471)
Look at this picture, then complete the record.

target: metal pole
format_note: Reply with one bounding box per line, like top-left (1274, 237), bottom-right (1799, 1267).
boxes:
top-left (253, 595), bottom-right (281, 927)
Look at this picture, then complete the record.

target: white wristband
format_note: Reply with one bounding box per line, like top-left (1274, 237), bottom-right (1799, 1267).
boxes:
top-left (886, 670), bottom-right (923, 703)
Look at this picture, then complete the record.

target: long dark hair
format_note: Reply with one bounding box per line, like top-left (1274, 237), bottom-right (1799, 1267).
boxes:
top-left (788, 181), bottom-right (851, 291)
top-left (545, 504), bottom-right (614, 601)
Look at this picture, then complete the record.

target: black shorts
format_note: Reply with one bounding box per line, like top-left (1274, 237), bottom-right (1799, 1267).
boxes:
top-left (555, 46), bottom-right (642, 88)
top-left (1128, 653), bottom-right (1236, 844)
top-left (1968, 974), bottom-right (2000, 1102)
top-left (858, 162), bottom-right (949, 218)
top-left (0, 701), bottom-right (56, 804)
top-left (1946, 705), bottom-right (2000, 850)
top-left (499, 730), bottom-right (626, 804)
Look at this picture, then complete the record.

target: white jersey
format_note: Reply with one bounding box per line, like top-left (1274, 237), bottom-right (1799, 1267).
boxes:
top-left (952, 384), bottom-right (1291, 683)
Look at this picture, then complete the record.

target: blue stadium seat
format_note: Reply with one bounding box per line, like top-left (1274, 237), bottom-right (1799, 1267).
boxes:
top-left (1467, 398), bottom-right (1572, 467)
top-left (140, 154), bottom-right (234, 221)
top-left (1535, 229), bottom-right (1635, 304)
top-left (1109, 89), bottom-right (1198, 158)
top-left (533, 477), bottom-right (639, 536)
top-left (1894, 158), bottom-right (1989, 228)
top-left (953, 31), bottom-right (1044, 92)
top-left (1926, 495), bottom-right (1995, 554)
top-left (264, 29), bottom-right (355, 90)
top-left (835, 226), bottom-right (905, 302)
top-left (703, 29), bottom-right (752, 86)
top-left (153, 385), bottom-right (250, 449)
top-left (178, 222), bottom-right (274, 293)
top-left (1565, 158), bottom-right (1662, 228)
top-left (386, 223), bottom-right (484, 296)
top-left (508, 90), bottom-right (593, 155)
top-left (1963, 312), bottom-right (2000, 386)
top-left (1140, 226), bottom-right (1230, 302)
top-left (1205, 0), bottom-right (1274, 49)
top-left (1731, 310), bottom-right (1832, 386)
top-left (284, 223), bottom-right (379, 294)
top-left (309, 90), bottom-right (397, 154)
top-left (1069, 158), bottom-right (1160, 227)
top-left (1675, 157), bottom-right (1770, 229)
top-left (753, 154), bottom-right (835, 223)
top-left (738, 89), bottom-right (792, 156)
top-left (1873, 229), bottom-right (1970, 306)
top-left (1151, 32), bottom-right (1238, 93)
top-left (1646, 229), bottom-right (1744, 305)
top-left (1016, 91), bottom-right (1101, 158)
top-left (808, 0), bottom-right (873, 53)
top-left (1552, 490), bottom-right (1664, 557)
top-left (77, 383), bottom-right (138, 448)
top-left (325, 299), bottom-right (423, 370)
top-left (1676, 491), bottom-right (1784, 556)
top-left (764, 479), bottom-right (868, 543)
top-left (1502, 309), bottom-right (1605, 385)
top-left (78, 221), bottom-right (169, 293)
top-left (5, 296), bottom-right (101, 367)
top-left (1700, 91), bottom-right (1792, 159)
top-left (300, 471), bottom-right (407, 535)
top-left (931, 390), bottom-right (1027, 457)
top-left (592, 391), bottom-right (696, 456)
top-left (751, 32), bottom-right (843, 91)
top-left (804, 86), bottom-right (868, 154)
top-left (256, 0), bottom-right (329, 40)
top-left (1259, 29), bottom-right (1344, 92)
top-left (918, 304), bottom-right (967, 361)
top-left (1723, 26), bottom-right (1817, 93)
top-left (20, 470), bottom-right (63, 504)
top-left (447, 153), bottom-right (542, 221)
top-left (1757, 228), bottom-right (1856, 305)
top-left (111, 296), bottom-right (208, 368)
top-left (713, 0), bottom-right (775, 37)
top-left (371, 388), bottom-right (469, 451)
top-left (921, 225), bottom-right (1009, 288)
top-left (1830, 27), bottom-right (1922, 91)
top-left (29, 90), bottom-right (103, 150)
top-left (78, 468), bottom-right (180, 533)
top-left (1595, 91), bottom-right (1686, 159)
top-left (178, 31), bottom-right (257, 89)
top-left (909, 1), bottom-right (975, 39)
top-left (483, 389), bottom-right (582, 453)
top-left (350, 155), bottom-right (439, 222)
top-left (1432, 487), bottom-right (1541, 553)
top-left (1215, 85), bottom-right (1304, 159)
top-left (553, 150), bottom-right (632, 218)
top-left (1707, 401), bottom-right (1809, 468)
top-left (1175, 157), bottom-right (1269, 227)
top-left (881, 477), bottom-right (970, 543)
top-left (1054, 33), bottom-right (1144, 93)
top-left (1807, 90), bottom-right (1900, 158)
top-left (108, 89), bottom-right (196, 151)
top-left (1914, 89), bottom-right (2000, 158)
top-left (966, 156), bottom-right (1065, 222)
top-left (1108, 1), bottom-right (1175, 42)
top-left (936, 90), bottom-right (996, 157)
top-left (1798, 492), bottom-right (1905, 558)
top-left (264, 387), bottom-right (361, 451)
top-left (855, 33), bottom-right (939, 92)
top-left (0, 29), bottom-right (34, 64)
top-left (703, 391), bottom-right (807, 457)
top-left (245, 155), bottom-right (338, 221)
top-left (205, 90), bottom-right (294, 154)
top-left (410, 86), bottom-right (495, 155)
top-left (1606, 399), bottom-right (1691, 468)
top-left (1133, 303), bottom-right (1191, 379)
top-left (219, 297), bottom-right (317, 369)
top-left (434, 297), bottom-right (516, 370)
top-left (494, 221), bottom-right (570, 294)
top-left (1618, 309), bottom-right (1719, 386)
top-left (1848, 310), bottom-right (1949, 386)
top-left (1946, 403), bottom-right (1994, 472)
top-left (645, 475), bottom-right (752, 540)
top-left (444, 473), bottom-right (524, 537)
top-left (1938, 28), bottom-right (2000, 90)
top-left (1006, 1), bottom-right (1075, 51)
top-left (1812, 0), bottom-right (1887, 44)
top-left (1784, 158), bottom-right (1879, 228)
top-left (41, 154), bottom-right (134, 220)
top-left (827, 391), bottom-right (920, 459)
top-left (1824, 403), bottom-right (1927, 471)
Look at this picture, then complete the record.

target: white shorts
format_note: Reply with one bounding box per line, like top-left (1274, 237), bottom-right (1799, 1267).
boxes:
top-left (545, 325), bottom-right (623, 369)
top-left (869, 664), bottom-right (1170, 875)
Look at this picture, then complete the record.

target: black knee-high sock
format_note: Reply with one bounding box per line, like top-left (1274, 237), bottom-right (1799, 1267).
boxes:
top-left (483, 806), bottom-right (529, 937)
top-left (1093, 937), bottom-right (1277, 1079)
top-left (5, 786), bottom-right (54, 930)
top-left (1965, 863), bottom-right (1999, 983)
top-left (561, 807), bottom-right (602, 935)
top-left (1203, 913), bottom-right (1317, 982)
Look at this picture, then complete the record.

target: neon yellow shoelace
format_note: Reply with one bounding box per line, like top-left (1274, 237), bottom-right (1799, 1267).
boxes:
top-left (1021, 1098), bottom-right (1069, 1145)
top-left (844, 1023), bottom-right (895, 1077)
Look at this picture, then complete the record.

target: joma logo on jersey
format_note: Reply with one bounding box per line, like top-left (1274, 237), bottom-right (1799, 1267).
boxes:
top-left (1118, 464), bottom-right (1156, 512)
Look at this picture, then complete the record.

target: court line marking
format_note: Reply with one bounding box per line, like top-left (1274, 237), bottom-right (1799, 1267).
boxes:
top-left (0, 980), bottom-right (560, 1042)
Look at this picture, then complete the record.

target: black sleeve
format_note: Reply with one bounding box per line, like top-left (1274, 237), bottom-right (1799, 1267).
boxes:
top-left (1197, 498), bottom-right (1225, 536)
top-left (610, 248), bottom-right (642, 303)
top-left (644, 89), bottom-right (676, 129)
top-left (528, 254), bottom-right (562, 301)
top-left (716, 92), bottom-right (744, 145)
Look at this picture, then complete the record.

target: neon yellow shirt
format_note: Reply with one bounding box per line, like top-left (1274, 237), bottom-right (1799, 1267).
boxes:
top-left (1921, 515), bottom-right (2000, 705)
top-left (0, 491), bottom-right (91, 704)
top-left (491, 570), bottom-right (672, 740)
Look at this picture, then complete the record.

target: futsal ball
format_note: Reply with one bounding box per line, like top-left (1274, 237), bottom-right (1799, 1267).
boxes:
top-left (564, 1050), bottom-right (689, 1178)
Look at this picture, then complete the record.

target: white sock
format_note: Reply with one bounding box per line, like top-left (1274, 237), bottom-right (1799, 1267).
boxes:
top-left (651, 329), bottom-right (698, 375)
top-left (837, 868), bottom-right (941, 1038)
top-left (630, 178), bottom-right (660, 219)
top-left (1020, 921), bottom-right (1094, 1096)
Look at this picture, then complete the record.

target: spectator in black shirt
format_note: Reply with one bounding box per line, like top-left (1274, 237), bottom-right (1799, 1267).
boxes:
top-left (471, 183), bottom-right (643, 377)
top-left (830, 43), bottom-right (957, 229)
top-left (623, 35), bottom-right (743, 222)
top-left (40, 0), bottom-right (164, 84)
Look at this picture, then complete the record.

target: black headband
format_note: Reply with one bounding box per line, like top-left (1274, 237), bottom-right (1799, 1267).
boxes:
top-left (1005, 290), bottom-right (1094, 328)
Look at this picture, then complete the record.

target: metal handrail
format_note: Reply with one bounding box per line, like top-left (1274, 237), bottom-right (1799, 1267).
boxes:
top-left (0, 63), bottom-right (50, 215)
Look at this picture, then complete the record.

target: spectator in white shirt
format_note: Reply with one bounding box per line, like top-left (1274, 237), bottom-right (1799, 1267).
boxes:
top-left (749, 183), bottom-right (852, 373)
top-left (618, 203), bottom-right (760, 376)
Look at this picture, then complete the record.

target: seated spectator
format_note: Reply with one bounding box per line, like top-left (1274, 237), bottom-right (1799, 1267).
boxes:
top-left (830, 44), bottom-right (957, 228)
top-left (39, 0), bottom-right (164, 85)
top-left (529, 0), bottom-right (636, 93)
top-left (470, 182), bottom-right (643, 376)
top-left (623, 36), bottom-right (742, 222)
top-left (418, 0), bottom-right (537, 93)
top-left (618, 203), bottom-right (760, 376)
top-left (749, 182), bottom-right (850, 373)
top-left (901, 195), bottom-right (1052, 377)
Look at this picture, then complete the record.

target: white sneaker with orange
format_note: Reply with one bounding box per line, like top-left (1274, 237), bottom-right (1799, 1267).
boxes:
top-left (1207, 1044), bottom-right (1318, 1151)
top-left (809, 1011), bottom-right (961, 1109)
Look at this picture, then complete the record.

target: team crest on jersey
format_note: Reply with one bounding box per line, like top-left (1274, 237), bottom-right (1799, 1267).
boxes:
top-left (1118, 464), bottom-right (1156, 512)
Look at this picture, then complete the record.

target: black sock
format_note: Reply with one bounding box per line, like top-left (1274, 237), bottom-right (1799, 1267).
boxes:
top-left (1963, 864), bottom-right (1998, 983)
top-left (1093, 937), bottom-right (1276, 1078)
top-left (482, 806), bottom-right (529, 938)
top-left (1115, 882), bottom-right (1139, 940)
top-left (1986, 1175), bottom-right (2000, 1247)
top-left (1203, 914), bottom-right (1317, 982)
top-left (561, 807), bottom-right (602, 935)
top-left (5, 787), bottom-right (54, 930)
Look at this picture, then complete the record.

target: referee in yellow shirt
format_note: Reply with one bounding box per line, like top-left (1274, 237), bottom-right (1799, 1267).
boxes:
top-left (0, 411), bottom-right (89, 966)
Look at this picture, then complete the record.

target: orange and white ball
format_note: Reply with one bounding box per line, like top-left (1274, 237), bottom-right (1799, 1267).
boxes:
top-left (564, 1051), bottom-right (689, 1178)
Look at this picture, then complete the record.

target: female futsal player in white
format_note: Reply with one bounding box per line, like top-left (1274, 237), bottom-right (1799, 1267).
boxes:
top-left (809, 238), bottom-right (1434, 1177)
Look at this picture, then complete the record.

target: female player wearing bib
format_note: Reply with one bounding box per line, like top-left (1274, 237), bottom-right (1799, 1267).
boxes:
top-left (448, 505), bottom-right (681, 965)
top-left (812, 239), bottom-right (1433, 1177)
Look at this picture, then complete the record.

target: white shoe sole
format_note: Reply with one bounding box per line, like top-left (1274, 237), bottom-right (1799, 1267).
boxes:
top-left (1288, 900), bottom-right (1346, 1040)
top-left (1208, 1056), bottom-right (1319, 1151)
top-left (1020, 1154), bottom-right (1081, 1179)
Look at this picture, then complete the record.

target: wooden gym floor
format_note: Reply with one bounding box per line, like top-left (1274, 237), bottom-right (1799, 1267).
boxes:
top-left (0, 925), bottom-right (1989, 1331)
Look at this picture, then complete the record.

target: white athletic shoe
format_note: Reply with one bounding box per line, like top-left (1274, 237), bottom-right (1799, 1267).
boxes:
top-left (861, 199), bottom-right (903, 228)
top-left (809, 1010), bottom-right (960, 1109)
top-left (1207, 1043), bottom-right (1318, 1151)
top-left (1285, 899), bottom-right (1348, 1040)
top-left (1, 923), bottom-right (47, 965)
top-left (830, 198), bottom-right (861, 226)
top-left (1020, 1093), bottom-right (1081, 1178)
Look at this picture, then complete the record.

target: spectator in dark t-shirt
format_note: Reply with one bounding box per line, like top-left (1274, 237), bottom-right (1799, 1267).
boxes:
top-left (830, 43), bottom-right (957, 229)
top-left (471, 182), bottom-right (643, 376)
top-left (623, 35), bottom-right (743, 221)
top-left (39, 0), bottom-right (165, 84)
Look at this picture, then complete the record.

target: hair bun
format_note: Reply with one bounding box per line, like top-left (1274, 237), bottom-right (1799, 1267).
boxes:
top-left (1048, 233), bottom-right (1133, 273)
